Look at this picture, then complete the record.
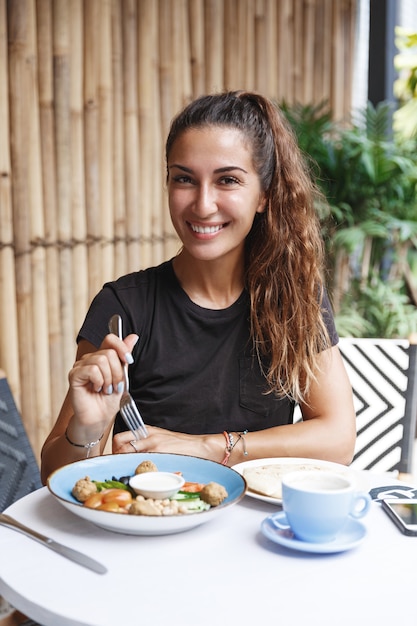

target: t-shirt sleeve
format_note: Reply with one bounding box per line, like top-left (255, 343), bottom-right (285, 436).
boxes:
top-left (77, 285), bottom-right (129, 347)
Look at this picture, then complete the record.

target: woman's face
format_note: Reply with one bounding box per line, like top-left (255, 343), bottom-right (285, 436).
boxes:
top-left (167, 126), bottom-right (265, 264)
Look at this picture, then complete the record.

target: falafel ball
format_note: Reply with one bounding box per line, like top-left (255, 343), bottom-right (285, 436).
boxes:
top-left (135, 460), bottom-right (158, 474)
top-left (72, 476), bottom-right (97, 502)
top-left (199, 482), bottom-right (228, 506)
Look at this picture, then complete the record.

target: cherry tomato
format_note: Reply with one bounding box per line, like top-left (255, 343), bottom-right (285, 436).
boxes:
top-left (84, 492), bottom-right (105, 509)
top-left (97, 501), bottom-right (123, 512)
top-left (181, 482), bottom-right (205, 493)
top-left (101, 489), bottom-right (133, 506)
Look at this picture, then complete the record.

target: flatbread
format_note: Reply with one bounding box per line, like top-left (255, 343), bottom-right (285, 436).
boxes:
top-left (243, 463), bottom-right (326, 499)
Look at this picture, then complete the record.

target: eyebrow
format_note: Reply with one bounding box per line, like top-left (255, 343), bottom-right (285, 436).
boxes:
top-left (168, 164), bottom-right (248, 175)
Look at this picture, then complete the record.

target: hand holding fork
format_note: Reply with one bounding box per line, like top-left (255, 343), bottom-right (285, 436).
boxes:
top-left (108, 314), bottom-right (148, 441)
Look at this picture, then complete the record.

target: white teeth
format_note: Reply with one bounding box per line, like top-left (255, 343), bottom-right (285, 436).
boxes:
top-left (190, 224), bottom-right (223, 234)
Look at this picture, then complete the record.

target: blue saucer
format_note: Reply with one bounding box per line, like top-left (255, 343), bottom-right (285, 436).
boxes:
top-left (261, 511), bottom-right (367, 554)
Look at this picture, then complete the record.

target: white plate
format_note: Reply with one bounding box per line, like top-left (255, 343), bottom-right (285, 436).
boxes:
top-left (261, 511), bottom-right (367, 554)
top-left (47, 452), bottom-right (246, 535)
top-left (232, 457), bottom-right (369, 505)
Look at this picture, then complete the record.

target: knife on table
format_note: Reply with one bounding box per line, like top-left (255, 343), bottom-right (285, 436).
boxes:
top-left (0, 513), bottom-right (107, 575)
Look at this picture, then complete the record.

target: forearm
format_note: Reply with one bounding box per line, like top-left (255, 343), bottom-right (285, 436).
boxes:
top-left (40, 418), bottom-right (111, 484)
top-left (221, 418), bottom-right (356, 468)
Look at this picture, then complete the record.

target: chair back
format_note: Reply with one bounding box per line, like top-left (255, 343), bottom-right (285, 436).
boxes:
top-left (340, 338), bottom-right (417, 474)
top-left (293, 338), bottom-right (417, 475)
top-left (0, 372), bottom-right (42, 512)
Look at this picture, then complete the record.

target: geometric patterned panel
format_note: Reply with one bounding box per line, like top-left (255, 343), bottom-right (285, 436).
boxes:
top-left (293, 338), bottom-right (417, 475)
top-left (340, 339), bottom-right (411, 473)
top-left (0, 376), bottom-right (42, 513)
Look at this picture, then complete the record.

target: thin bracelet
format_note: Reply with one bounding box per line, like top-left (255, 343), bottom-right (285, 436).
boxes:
top-left (65, 428), bottom-right (104, 458)
top-left (236, 430), bottom-right (248, 456)
top-left (221, 431), bottom-right (234, 465)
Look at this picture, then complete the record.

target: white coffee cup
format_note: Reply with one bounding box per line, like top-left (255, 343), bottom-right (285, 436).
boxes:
top-left (271, 470), bottom-right (371, 543)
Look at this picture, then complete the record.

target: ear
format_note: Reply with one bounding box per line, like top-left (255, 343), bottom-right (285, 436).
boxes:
top-left (256, 193), bottom-right (267, 214)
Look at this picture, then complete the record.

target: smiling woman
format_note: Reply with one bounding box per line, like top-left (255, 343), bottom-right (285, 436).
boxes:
top-left (167, 126), bottom-right (265, 279)
top-left (40, 91), bottom-right (356, 484)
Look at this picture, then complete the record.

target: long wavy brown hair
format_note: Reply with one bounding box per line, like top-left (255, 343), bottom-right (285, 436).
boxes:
top-left (166, 91), bottom-right (331, 403)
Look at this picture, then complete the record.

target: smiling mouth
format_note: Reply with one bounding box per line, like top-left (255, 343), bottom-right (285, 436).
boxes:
top-left (189, 223), bottom-right (225, 234)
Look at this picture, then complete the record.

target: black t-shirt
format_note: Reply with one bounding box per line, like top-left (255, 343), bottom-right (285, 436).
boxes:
top-left (78, 260), bottom-right (338, 435)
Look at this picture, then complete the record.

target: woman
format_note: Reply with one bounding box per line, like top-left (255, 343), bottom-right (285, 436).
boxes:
top-left (41, 91), bottom-right (356, 483)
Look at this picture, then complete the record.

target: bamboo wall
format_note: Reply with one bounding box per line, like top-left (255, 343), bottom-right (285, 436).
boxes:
top-left (0, 0), bottom-right (357, 463)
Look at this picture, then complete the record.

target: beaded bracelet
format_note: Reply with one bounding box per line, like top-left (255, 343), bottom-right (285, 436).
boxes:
top-left (221, 431), bottom-right (234, 465)
top-left (65, 428), bottom-right (104, 458)
top-left (221, 430), bottom-right (249, 465)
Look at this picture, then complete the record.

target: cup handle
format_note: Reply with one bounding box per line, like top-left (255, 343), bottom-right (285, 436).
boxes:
top-left (269, 513), bottom-right (291, 530)
top-left (350, 492), bottom-right (372, 519)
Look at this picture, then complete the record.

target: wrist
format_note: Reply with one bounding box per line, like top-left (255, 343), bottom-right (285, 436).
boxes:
top-left (65, 421), bottom-right (105, 458)
top-left (201, 433), bottom-right (226, 464)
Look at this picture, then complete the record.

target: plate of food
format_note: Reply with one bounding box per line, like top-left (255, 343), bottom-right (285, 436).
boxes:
top-left (232, 457), bottom-right (368, 505)
top-left (47, 452), bottom-right (246, 535)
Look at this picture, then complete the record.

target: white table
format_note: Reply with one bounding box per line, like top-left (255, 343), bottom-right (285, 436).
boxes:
top-left (0, 475), bottom-right (415, 626)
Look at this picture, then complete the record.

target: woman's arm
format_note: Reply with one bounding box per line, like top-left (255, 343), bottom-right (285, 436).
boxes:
top-left (234, 344), bottom-right (357, 465)
top-left (40, 334), bottom-right (138, 483)
top-left (113, 345), bottom-right (356, 467)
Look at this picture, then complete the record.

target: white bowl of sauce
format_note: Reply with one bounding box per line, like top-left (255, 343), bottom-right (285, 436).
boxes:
top-left (129, 472), bottom-right (185, 499)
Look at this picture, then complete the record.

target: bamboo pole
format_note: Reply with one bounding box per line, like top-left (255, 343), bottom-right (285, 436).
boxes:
top-left (320, 0), bottom-right (333, 109)
top-left (70, 0), bottom-right (89, 333)
top-left (224, 0), bottom-right (241, 90)
top-left (111, 0), bottom-right (127, 278)
top-left (36, 0), bottom-right (64, 425)
top-left (264, 0), bottom-right (278, 99)
top-left (292, 0), bottom-right (304, 102)
top-left (84, 0), bottom-right (102, 297)
top-left (173, 0), bottom-right (192, 108)
top-left (277, 0), bottom-right (293, 100)
top-left (8, 0), bottom-right (43, 456)
top-left (53, 0), bottom-right (78, 403)
top-left (159, 0), bottom-right (174, 140)
top-left (188, 0), bottom-right (205, 95)
top-left (303, 0), bottom-right (316, 104)
top-left (29, 3), bottom-right (51, 455)
top-left (312, 0), bottom-right (323, 104)
top-left (331, 0), bottom-right (341, 118)
top-left (98, 0), bottom-right (113, 283)
top-left (9, 0), bottom-right (50, 455)
top-left (138, 0), bottom-right (162, 266)
top-left (204, 0), bottom-right (224, 92)
top-left (122, 0), bottom-right (141, 272)
top-left (255, 0), bottom-right (268, 94)
top-left (8, 0), bottom-right (35, 434)
top-left (243, 0), bottom-right (256, 91)
top-left (0, 0), bottom-right (20, 403)
top-left (158, 0), bottom-right (176, 260)
top-left (162, 0), bottom-right (191, 260)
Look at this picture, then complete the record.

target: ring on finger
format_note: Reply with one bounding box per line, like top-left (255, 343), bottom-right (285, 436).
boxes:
top-left (130, 440), bottom-right (138, 452)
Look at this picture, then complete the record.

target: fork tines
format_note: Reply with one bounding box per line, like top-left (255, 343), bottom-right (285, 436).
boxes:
top-left (121, 400), bottom-right (148, 440)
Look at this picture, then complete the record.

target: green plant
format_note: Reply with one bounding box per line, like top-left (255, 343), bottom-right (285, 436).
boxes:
top-left (281, 100), bottom-right (417, 339)
top-left (335, 276), bottom-right (417, 338)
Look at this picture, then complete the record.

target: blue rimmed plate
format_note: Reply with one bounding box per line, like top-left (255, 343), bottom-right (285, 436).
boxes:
top-left (47, 452), bottom-right (246, 535)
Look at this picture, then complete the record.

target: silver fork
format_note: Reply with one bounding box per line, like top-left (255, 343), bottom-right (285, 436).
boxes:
top-left (108, 314), bottom-right (148, 440)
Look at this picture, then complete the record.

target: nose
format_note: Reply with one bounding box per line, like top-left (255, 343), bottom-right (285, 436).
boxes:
top-left (192, 183), bottom-right (217, 218)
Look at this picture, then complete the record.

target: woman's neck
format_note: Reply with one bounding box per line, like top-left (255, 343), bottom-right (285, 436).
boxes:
top-left (172, 251), bottom-right (245, 309)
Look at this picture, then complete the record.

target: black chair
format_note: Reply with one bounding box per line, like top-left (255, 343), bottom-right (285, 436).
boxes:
top-left (0, 371), bottom-right (43, 626)
top-left (294, 338), bottom-right (417, 476)
top-left (0, 372), bottom-right (42, 512)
